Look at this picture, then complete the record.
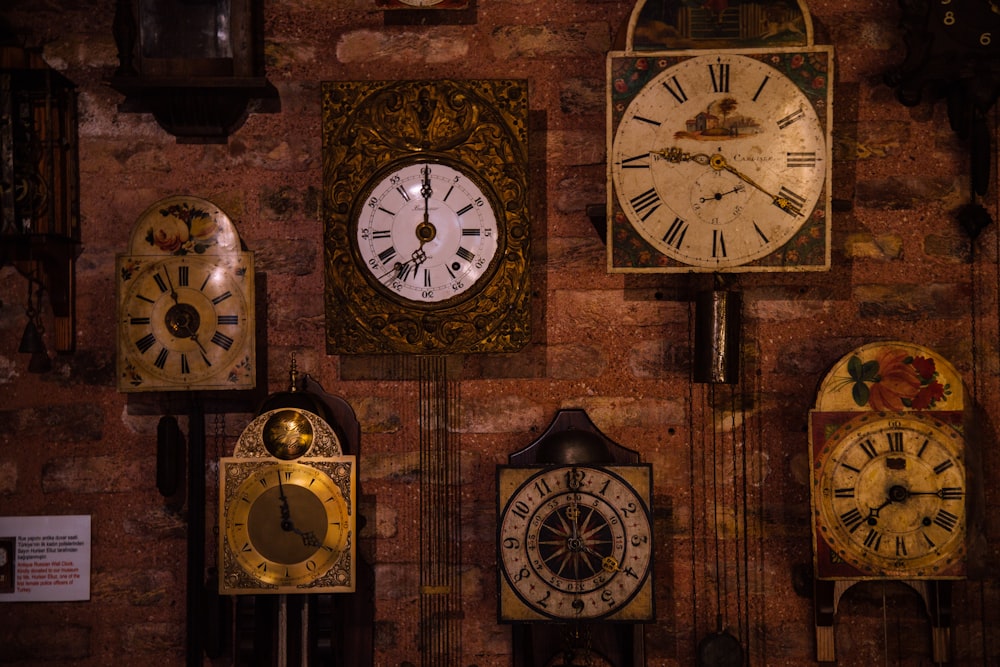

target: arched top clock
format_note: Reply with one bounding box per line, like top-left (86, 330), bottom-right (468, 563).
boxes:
top-left (606, 0), bottom-right (832, 273)
top-left (116, 195), bottom-right (255, 392)
top-left (808, 341), bottom-right (969, 662)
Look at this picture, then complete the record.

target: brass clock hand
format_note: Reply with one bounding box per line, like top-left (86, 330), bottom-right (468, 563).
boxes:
top-left (710, 154), bottom-right (802, 217)
top-left (656, 148), bottom-right (802, 216)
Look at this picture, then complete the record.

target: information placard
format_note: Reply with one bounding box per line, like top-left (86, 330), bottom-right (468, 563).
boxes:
top-left (0, 515), bottom-right (91, 602)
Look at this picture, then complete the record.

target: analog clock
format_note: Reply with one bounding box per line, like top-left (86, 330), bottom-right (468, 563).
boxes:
top-left (116, 195), bottom-right (255, 392)
top-left (353, 159), bottom-right (501, 305)
top-left (221, 460), bottom-right (352, 592)
top-left (812, 411), bottom-right (967, 579)
top-left (607, 47), bottom-right (832, 272)
top-left (322, 79), bottom-right (530, 354)
top-left (117, 247), bottom-right (254, 391)
top-left (497, 464), bottom-right (654, 622)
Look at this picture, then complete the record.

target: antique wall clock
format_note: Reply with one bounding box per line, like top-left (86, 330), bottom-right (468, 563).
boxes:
top-left (219, 405), bottom-right (356, 595)
top-left (116, 195), bottom-right (255, 392)
top-left (321, 79), bottom-right (530, 354)
top-left (498, 409), bottom-right (653, 667)
top-left (809, 341), bottom-right (969, 662)
top-left (606, 0), bottom-right (833, 273)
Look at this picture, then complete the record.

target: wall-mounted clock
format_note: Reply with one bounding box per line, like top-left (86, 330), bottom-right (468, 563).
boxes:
top-left (321, 79), bottom-right (530, 354)
top-left (606, 0), bottom-right (832, 273)
top-left (219, 406), bottom-right (356, 595)
top-left (885, 0), bottom-right (1000, 236)
top-left (116, 195), bottom-right (255, 392)
top-left (809, 341), bottom-right (968, 663)
top-left (498, 463), bottom-right (654, 623)
top-left (498, 409), bottom-right (653, 667)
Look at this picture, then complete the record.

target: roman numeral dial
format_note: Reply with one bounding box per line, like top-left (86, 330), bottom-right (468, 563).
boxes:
top-left (355, 160), bottom-right (501, 304)
top-left (117, 253), bottom-right (254, 391)
top-left (222, 461), bottom-right (352, 590)
top-left (609, 49), bottom-right (831, 271)
top-left (813, 413), bottom-right (966, 577)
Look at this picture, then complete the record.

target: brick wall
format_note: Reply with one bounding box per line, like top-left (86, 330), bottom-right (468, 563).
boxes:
top-left (1, 0), bottom-right (999, 665)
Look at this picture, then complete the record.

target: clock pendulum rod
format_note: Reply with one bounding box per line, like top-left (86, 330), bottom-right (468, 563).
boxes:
top-left (186, 397), bottom-right (206, 667)
top-left (418, 355), bottom-right (463, 667)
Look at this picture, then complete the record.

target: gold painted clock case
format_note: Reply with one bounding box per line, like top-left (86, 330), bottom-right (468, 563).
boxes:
top-left (606, 0), bottom-right (832, 273)
top-left (116, 195), bottom-right (255, 392)
top-left (808, 341), bottom-right (970, 663)
top-left (219, 401), bottom-right (357, 595)
top-left (321, 79), bottom-right (530, 354)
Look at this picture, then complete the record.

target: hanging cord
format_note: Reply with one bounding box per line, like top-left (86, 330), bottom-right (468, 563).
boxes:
top-left (687, 299), bottom-right (702, 649)
top-left (710, 382), bottom-right (725, 629)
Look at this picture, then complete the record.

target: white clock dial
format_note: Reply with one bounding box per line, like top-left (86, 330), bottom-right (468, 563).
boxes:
top-left (117, 253), bottom-right (254, 390)
top-left (354, 161), bottom-right (501, 304)
top-left (609, 50), bottom-right (830, 270)
top-left (815, 413), bottom-right (966, 577)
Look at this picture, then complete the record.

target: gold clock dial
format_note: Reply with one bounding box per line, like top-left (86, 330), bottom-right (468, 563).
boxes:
top-left (608, 48), bottom-right (832, 272)
top-left (117, 253), bottom-right (254, 391)
top-left (498, 465), bottom-right (654, 622)
top-left (813, 412), bottom-right (966, 578)
top-left (223, 461), bottom-right (351, 589)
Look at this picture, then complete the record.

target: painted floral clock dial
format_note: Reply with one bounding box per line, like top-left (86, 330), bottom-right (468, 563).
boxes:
top-left (607, 48), bottom-right (832, 272)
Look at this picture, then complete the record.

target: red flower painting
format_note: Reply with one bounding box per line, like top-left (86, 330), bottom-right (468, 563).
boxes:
top-left (845, 347), bottom-right (949, 410)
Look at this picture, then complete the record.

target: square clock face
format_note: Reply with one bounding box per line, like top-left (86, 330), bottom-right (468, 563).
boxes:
top-left (376, 0), bottom-right (469, 8)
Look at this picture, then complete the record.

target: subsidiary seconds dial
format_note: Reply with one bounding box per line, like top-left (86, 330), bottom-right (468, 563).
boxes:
top-left (355, 160), bottom-right (501, 304)
top-left (498, 465), bottom-right (653, 621)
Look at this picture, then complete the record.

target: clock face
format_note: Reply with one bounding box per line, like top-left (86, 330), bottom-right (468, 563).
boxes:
top-left (608, 48), bottom-right (831, 272)
top-left (222, 461), bottom-right (352, 591)
top-left (813, 412), bottom-right (967, 578)
top-left (353, 160), bottom-right (501, 305)
top-left (498, 465), bottom-right (654, 622)
top-left (117, 253), bottom-right (254, 391)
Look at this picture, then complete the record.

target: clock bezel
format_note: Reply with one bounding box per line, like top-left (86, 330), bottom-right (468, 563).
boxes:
top-left (349, 156), bottom-right (505, 309)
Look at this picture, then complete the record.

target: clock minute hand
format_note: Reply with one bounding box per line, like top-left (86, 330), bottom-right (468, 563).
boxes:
top-left (654, 148), bottom-right (802, 216)
top-left (710, 154), bottom-right (803, 217)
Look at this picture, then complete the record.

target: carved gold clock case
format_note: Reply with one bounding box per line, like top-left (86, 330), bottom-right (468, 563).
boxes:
top-left (219, 407), bottom-right (357, 595)
top-left (321, 79), bottom-right (530, 354)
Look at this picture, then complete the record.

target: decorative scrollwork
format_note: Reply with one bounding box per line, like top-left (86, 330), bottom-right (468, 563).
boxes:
top-left (321, 79), bottom-right (531, 354)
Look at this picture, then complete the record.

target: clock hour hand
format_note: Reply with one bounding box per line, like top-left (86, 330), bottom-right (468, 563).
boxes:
top-left (163, 267), bottom-right (180, 304)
